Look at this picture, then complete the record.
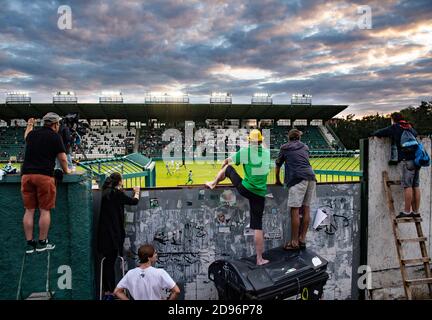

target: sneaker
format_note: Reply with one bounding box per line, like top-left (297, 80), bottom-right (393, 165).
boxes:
top-left (410, 212), bottom-right (421, 218)
top-left (396, 212), bottom-right (411, 219)
top-left (36, 240), bottom-right (56, 252)
top-left (25, 241), bottom-right (36, 254)
top-left (102, 294), bottom-right (115, 301)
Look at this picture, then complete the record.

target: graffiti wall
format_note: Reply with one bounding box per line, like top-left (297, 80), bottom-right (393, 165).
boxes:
top-left (117, 184), bottom-right (360, 300)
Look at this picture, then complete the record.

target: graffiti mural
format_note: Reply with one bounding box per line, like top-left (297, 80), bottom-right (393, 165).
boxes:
top-left (123, 184), bottom-right (360, 300)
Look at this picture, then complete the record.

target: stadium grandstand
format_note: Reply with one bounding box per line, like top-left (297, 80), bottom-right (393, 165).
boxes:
top-left (0, 95), bottom-right (349, 186)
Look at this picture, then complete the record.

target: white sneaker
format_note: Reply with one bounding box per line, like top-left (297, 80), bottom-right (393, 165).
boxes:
top-left (36, 240), bottom-right (56, 252)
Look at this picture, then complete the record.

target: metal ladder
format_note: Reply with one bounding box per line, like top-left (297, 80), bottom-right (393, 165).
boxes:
top-left (16, 250), bottom-right (52, 300)
top-left (99, 256), bottom-right (126, 300)
top-left (383, 171), bottom-right (432, 299)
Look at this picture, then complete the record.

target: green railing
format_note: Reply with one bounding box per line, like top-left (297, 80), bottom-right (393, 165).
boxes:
top-left (78, 155), bottom-right (156, 188)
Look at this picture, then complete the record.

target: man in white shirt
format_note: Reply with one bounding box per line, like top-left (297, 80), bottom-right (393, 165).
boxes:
top-left (114, 244), bottom-right (180, 300)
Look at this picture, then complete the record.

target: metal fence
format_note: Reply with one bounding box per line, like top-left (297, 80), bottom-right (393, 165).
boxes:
top-left (78, 157), bottom-right (155, 188)
top-left (267, 150), bottom-right (362, 184)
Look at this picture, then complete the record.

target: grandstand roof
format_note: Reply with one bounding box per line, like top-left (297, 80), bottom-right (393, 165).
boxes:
top-left (0, 103), bottom-right (347, 122)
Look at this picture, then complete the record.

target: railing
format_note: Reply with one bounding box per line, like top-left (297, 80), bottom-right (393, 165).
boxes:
top-left (266, 150), bottom-right (361, 184)
top-left (325, 123), bottom-right (346, 150)
top-left (78, 156), bottom-right (155, 188)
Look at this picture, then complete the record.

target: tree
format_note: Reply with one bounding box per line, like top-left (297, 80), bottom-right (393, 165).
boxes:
top-left (328, 101), bottom-right (432, 150)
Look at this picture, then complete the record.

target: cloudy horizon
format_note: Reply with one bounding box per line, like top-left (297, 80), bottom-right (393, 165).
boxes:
top-left (0, 0), bottom-right (431, 118)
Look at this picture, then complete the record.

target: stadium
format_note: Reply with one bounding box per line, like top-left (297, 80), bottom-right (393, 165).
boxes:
top-left (0, 92), bottom-right (359, 188)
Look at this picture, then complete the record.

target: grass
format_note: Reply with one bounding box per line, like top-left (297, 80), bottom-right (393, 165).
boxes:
top-left (5, 156), bottom-right (361, 187)
top-left (153, 157), bottom-right (361, 187)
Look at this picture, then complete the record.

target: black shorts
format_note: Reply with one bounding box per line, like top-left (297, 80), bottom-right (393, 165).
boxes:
top-left (225, 165), bottom-right (265, 230)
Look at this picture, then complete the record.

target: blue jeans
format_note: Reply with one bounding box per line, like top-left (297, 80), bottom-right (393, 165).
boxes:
top-left (55, 153), bottom-right (73, 171)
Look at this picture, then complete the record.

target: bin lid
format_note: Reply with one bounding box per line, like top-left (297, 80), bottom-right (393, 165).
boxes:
top-left (209, 247), bottom-right (328, 293)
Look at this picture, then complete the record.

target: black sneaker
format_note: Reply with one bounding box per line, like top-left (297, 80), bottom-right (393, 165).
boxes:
top-left (25, 241), bottom-right (36, 254)
top-left (410, 212), bottom-right (421, 218)
top-left (36, 240), bottom-right (56, 252)
top-left (396, 212), bottom-right (411, 219)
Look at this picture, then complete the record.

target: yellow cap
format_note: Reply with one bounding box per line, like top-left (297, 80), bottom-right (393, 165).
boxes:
top-left (248, 129), bottom-right (263, 142)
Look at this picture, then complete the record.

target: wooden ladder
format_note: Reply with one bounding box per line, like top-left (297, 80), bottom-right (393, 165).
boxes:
top-left (383, 171), bottom-right (432, 299)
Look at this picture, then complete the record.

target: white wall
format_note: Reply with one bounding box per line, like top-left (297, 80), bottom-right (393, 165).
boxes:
top-left (367, 137), bottom-right (432, 299)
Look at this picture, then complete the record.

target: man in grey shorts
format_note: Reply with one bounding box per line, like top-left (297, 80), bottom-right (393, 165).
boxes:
top-left (372, 112), bottom-right (421, 218)
top-left (275, 129), bottom-right (317, 250)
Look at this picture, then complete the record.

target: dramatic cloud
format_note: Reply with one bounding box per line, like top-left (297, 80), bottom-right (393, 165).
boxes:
top-left (0, 0), bottom-right (431, 117)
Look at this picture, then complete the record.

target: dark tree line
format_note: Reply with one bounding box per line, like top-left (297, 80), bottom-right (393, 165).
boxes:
top-left (329, 101), bottom-right (432, 150)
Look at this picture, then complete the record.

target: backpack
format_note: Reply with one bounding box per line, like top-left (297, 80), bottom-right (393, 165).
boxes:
top-left (400, 129), bottom-right (418, 153)
top-left (414, 142), bottom-right (431, 167)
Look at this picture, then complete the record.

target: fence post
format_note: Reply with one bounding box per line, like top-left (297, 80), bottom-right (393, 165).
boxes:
top-left (358, 138), bottom-right (369, 300)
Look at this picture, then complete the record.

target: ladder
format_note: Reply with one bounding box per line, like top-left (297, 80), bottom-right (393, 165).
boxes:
top-left (16, 250), bottom-right (53, 300)
top-left (99, 256), bottom-right (127, 300)
top-left (383, 171), bottom-right (432, 299)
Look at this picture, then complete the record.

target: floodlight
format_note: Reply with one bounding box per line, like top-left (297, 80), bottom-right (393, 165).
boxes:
top-left (210, 92), bottom-right (232, 104)
top-left (291, 93), bottom-right (312, 105)
top-left (100, 91), bottom-right (123, 103)
top-left (53, 90), bottom-right (77, 103)
top-left (6, 91), bottom-right (31, 104)
top-left (145, 92), bottom-right (189, 104)
top-left (252, 92), bottom-right (272, 105)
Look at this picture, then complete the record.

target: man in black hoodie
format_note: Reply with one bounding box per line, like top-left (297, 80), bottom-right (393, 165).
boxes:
top-left (372, 112), bottom-right (420, 218)
top-left (275, 129), bottom-right (316, 250)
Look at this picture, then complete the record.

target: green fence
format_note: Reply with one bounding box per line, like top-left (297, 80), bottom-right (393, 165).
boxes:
top-left (78, 153), bottom-right (156, 188)
top-left (0, 174), bottom-right (94, 300)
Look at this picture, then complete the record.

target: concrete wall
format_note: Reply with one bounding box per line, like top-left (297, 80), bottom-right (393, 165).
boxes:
top-left (367, 137), bottom-right (432, 299)
top-left (120, 184), bottom-right (361, 300)
top-left (0, 174), bottom-right (94, 300)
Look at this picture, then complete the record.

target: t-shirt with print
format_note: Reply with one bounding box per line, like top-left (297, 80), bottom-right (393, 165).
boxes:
top-left (230, 145), bottom-right (270, 197)
top-left (116, 266), bottom-right (176, 300)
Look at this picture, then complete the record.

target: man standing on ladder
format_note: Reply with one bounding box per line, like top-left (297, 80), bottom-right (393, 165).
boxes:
top-left (21, 113), bottom-right (71, 254)
top-left (372, 112), bottom-right (421, 219)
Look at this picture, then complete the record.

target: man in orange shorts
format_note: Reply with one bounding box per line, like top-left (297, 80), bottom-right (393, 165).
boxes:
top-left (21, 113), bottom-right (70, 253)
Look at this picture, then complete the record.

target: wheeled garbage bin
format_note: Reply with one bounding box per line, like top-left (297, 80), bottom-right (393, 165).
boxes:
top-left (208, 246), bottom-right (329, 300)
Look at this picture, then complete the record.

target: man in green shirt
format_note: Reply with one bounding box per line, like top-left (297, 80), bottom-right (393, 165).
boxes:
top-left (206, 129), bottom-right (271, 265)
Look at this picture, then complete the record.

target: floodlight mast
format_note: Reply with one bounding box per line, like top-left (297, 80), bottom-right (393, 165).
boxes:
top-left (144, 92), bottom-right (189, 104)
top-left (53, 90), bottom-right (77, 103)
top-left (291, 93), bottom-right (312, 105)
top-left (100, 91), bottom-right (123, 103)
top-left (210, 92), bottom-right (232, 104)
top-left (251, 92), bottom-right (272, 105)
top-left (6, 91), bottom-right (31, 104)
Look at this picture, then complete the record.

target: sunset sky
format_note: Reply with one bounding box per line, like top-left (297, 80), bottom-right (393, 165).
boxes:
top-left (0, 0), bottom-right (431, 117)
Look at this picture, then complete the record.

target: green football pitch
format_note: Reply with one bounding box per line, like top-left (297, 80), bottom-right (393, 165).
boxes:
top-left (153, 157), bottom-right (360, 187)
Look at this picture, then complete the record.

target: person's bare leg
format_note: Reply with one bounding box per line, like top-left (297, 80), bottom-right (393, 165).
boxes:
top-left (255, 230), bottom-right (269, 265)
top-left (38, 209), bottom-right (51, 240)
top-left (290, 207), bottom-right (300, 247)
top-left (23, 209), bottom-right (36, 241)
top-left (205, 164), bottom-right (228, 189)
top-left (412, 187), bottom-right (420, 213)
top-left (299, 205), bottom-right (310, 243)
top-left (403, 187), bottom-right (413, 213)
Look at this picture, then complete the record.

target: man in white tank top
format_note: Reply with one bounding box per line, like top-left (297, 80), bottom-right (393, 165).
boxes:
top-left (114, 244), bottom-right (180, 300)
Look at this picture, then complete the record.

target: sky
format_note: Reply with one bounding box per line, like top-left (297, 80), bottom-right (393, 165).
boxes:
top-left (0, 0), bottom-right (431, 118)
